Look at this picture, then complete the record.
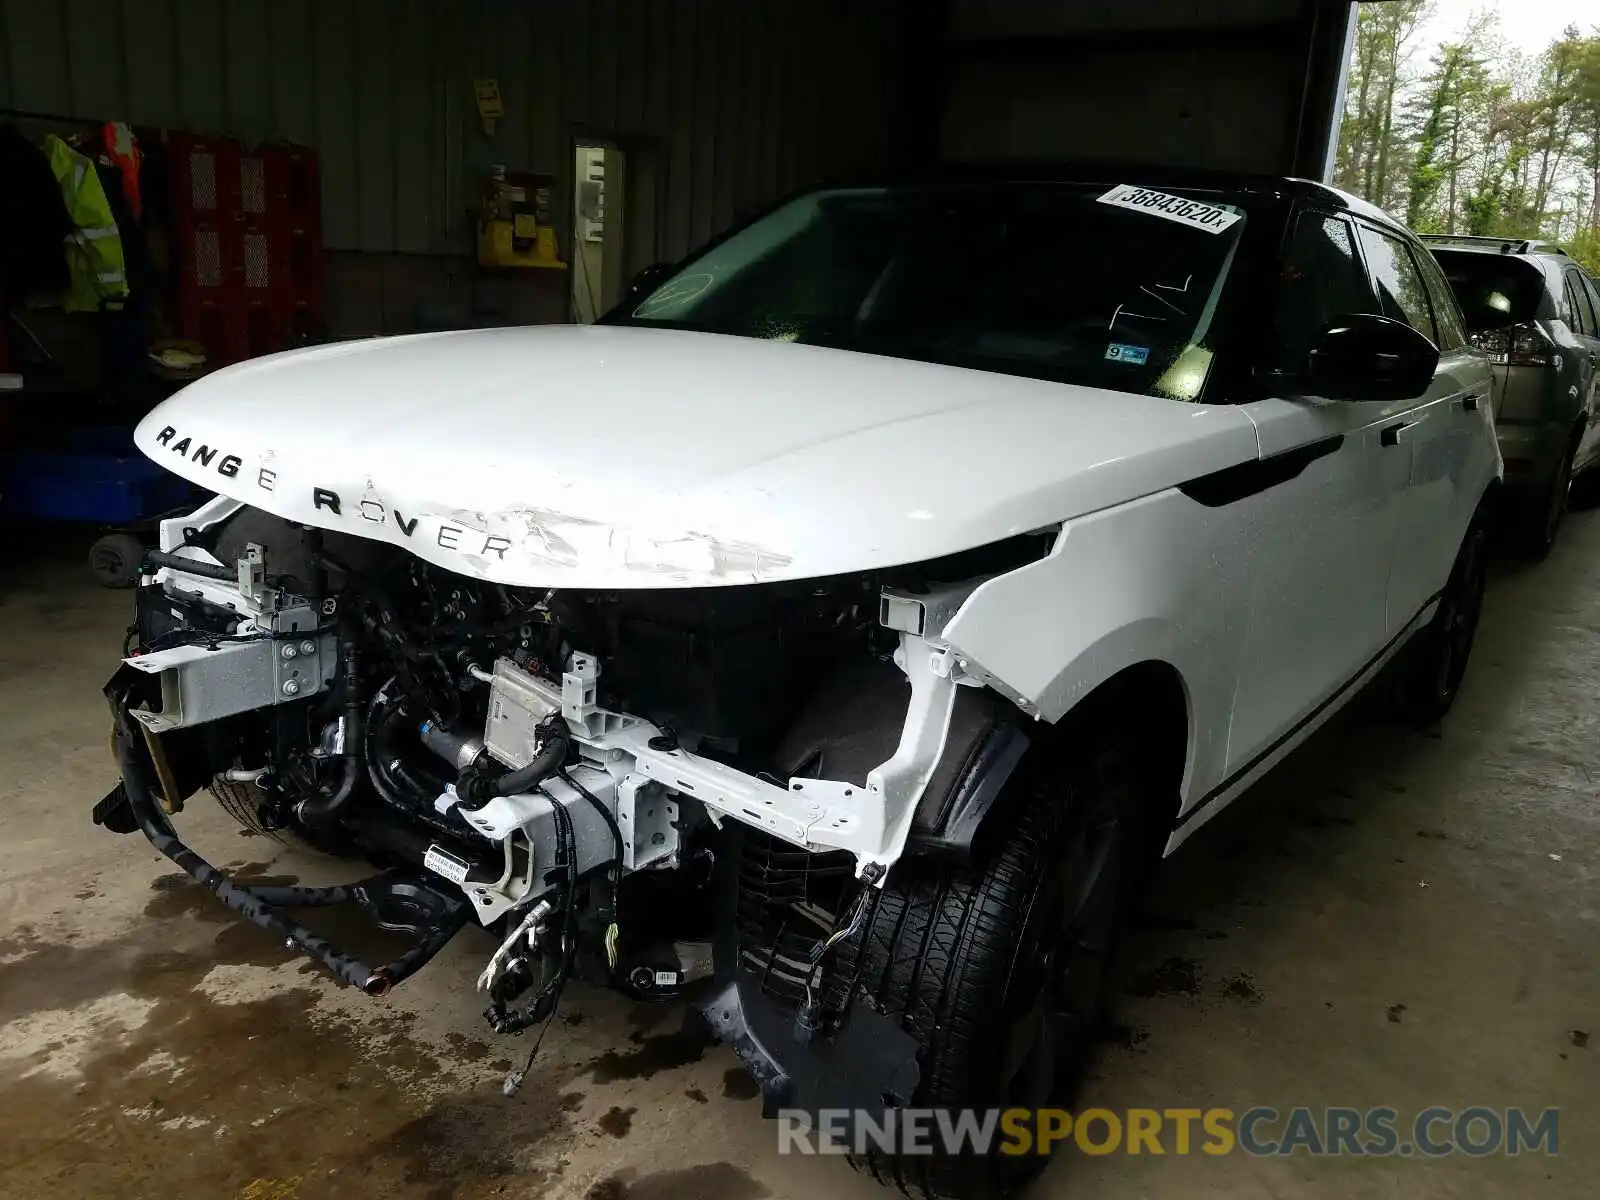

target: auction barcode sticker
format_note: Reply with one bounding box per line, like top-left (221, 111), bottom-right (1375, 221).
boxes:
top-left (1097, 185), bottom-right (1243, 234)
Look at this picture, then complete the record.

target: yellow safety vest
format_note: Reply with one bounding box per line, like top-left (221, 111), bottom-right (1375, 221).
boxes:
top-left (44, 134), bottom-right (129, 312)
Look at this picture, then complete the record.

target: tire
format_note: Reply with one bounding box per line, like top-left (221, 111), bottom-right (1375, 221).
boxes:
top-left (1569, 460), bottom-right (1599, 510)
top-left (1376, 517), bottom-right (1488, 726)
top-left (1516, 440), bottom-right (1575, 559)
top-left (838, 720), bottom-right (1161, 1200)
top-left (87, 533), bottom-right (147, 588)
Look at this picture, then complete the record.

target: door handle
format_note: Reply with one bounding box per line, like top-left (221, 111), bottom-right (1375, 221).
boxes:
top-left (1380, 421), bottom-right (1415, 447)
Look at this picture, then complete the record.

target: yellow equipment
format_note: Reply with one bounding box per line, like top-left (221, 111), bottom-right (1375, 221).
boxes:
top-left (477, 166), bottom-right (564, 270)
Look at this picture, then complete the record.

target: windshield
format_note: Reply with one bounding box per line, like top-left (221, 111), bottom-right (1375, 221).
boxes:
top-left (617, 182), bottom-right (1250, 400)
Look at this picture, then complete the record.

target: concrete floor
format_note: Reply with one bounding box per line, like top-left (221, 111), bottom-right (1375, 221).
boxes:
top-left (0, 517), bottom-right (1595, 1200)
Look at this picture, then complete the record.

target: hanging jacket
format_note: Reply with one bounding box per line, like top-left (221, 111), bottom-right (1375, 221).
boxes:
top-left (101, 121), bottom-right (143, 220)
top-left (43, 133), bottom-right (129, 312)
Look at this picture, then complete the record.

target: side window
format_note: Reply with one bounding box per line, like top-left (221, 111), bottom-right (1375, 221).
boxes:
top-left (1584, 276), bottom-right (1600, 336)
top-left (1565, 271), bottom-right (1597, 337)
top-left (1274, 212), bottom-right (1380, 372)
top-left (1414, 246), bottom-right (1467, 351)
top-left (1355, 223), bottom-right (1438, 342)
top-left (1556, 272), bottom-right (1578, 327)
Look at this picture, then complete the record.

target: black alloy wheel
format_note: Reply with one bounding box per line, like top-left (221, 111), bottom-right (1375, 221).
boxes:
top-left (838, 726), bottom-right (1159, 1200)
top-left (1378, 517), bottom-right (1489, 725)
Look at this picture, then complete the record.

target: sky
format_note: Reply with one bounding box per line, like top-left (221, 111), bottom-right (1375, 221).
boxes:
top-left (1413, 0), bottom-right (1596, 59)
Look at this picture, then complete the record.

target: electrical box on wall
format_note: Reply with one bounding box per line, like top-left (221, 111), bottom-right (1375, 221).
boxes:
top-left (578, 147), bottom-right (606, 244)
top-left (477, 166), bottom-right (564, 270)
top-left (473, 78), bottom-right (504, 135)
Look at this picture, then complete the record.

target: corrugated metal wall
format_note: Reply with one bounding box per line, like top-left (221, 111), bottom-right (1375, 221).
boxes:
top-left (0, 0), bottom-right (904, 259)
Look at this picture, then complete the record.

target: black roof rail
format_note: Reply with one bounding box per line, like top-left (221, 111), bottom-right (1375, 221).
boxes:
top-left (1418, 233), bottom-right (1524, 252)
top-left (1418, 233), bottom-right (1572, 257)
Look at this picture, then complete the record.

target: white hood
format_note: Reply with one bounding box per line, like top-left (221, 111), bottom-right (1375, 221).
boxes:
top-left (135, 325), bottom-right (1257, 588)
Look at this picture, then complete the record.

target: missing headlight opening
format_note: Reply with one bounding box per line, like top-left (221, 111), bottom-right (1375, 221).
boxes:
top-left (100, 501), bottom-right (1056, 1089)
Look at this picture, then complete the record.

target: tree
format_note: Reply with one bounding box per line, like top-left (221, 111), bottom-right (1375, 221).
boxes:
top-left (1460, 79), bottom-right (1512, 234)
top-left (1404, 42), bottom-right (1490, 230)
top-left (1573, 36), bottom-right (1600, 235)
top-left (1336, 4), bottom-right (1600, 252)
top-left (1529, 29), bottom-right (1587, 222)
top-left (1569, 230), bottom-right (1600, 274)
top-left (1336, 0), bottom-right (1433, 208)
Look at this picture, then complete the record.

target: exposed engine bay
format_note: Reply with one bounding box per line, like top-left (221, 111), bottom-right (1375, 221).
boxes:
top-left (99, 496), bottom-right (1050, 1079)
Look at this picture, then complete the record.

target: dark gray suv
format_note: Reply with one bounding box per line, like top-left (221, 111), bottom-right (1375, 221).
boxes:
top-left (1424, 236), bottom-right (1600, 556)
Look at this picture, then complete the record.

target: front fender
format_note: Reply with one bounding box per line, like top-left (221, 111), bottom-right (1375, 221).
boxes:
top-left (940, 487), bottom-right (1255, 808)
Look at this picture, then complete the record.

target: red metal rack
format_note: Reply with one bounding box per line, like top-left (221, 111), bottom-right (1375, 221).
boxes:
top-left (166, 133), bottom-right (323, 367)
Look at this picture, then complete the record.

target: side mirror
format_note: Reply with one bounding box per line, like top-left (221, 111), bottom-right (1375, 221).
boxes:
top-left (1302, 313), bottom-right (1439, 402)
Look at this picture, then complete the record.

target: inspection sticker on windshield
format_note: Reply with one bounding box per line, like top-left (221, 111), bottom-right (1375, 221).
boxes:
top-left (1105, 343), bottom-right (1149, 365)
top-left (1097, 185), bottom-right (1242, 234)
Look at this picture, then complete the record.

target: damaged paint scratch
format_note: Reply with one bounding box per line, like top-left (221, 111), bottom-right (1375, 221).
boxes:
top-left (624, 530), bottom-right (793, 578)
top-left (454, 504), bottom-right (794, 581)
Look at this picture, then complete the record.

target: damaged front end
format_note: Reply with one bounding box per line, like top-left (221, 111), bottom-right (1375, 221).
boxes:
top-left (95, 497), bottom-right (1052, 1112)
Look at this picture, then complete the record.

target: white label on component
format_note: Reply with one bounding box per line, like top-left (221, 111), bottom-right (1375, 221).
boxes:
top-left (1096, 184), bottom-right (1243, 234)
top-left (424, 844), bottom-right (470, 885)
top-left (653, 970), bottom-right (679, 987)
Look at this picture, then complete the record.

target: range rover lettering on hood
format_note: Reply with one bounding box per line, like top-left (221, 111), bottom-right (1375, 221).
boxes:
top-left (132, 325), bottom-right (1263, 588)
top-left (156, 421), bottom-right (579, 565)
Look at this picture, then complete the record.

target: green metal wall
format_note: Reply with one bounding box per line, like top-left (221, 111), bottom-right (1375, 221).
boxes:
top-left (0, 0), bottom-right (902, 257)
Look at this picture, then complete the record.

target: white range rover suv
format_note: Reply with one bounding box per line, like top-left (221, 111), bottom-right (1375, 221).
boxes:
top-left (98, 167), bottom-right (1497, 1199)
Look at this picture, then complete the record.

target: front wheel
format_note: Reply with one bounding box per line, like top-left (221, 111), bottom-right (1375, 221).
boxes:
top-left (838, 731), bottom-right (1158, 1199)
top-left (1376, 518), bottom-right (1488, 726)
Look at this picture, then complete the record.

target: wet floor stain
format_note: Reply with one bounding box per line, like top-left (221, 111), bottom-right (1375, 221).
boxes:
top-left (0, 909), bottom-right (574, 1199)
top-left (1126, 955), bottom-right (1202, 998)
top-left (589, 1014), bottom-right (718, 1083)
top-left (1106, 1022), bottom-right (1151, 1050)
top-left (598, 1104), bottom-right (636, 1137)
top-left (1220, 973), bottom-right (1264, 1004)
top-left (444, 1031), bottom-right (492, 1062)
top-left (586, 1163), bottom-right (770, 1200)
top-left (684, 1086), bottom-right (708, 1104)
top-left (627, 1003), bottom-right (674, 1036)
top-left (721, 1067), bottom-right (760, 1101)
top-left (1134, 913), bottom-right (1199, 933)
top-left (353, 1088), bottom-right (571, 1190)
top-left (561, 1090), bottom-right (587, 1111)
top-left (1300, 813), bottom-right (1356, 829)
top-left (142, 872), bottom-right (299, 922)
